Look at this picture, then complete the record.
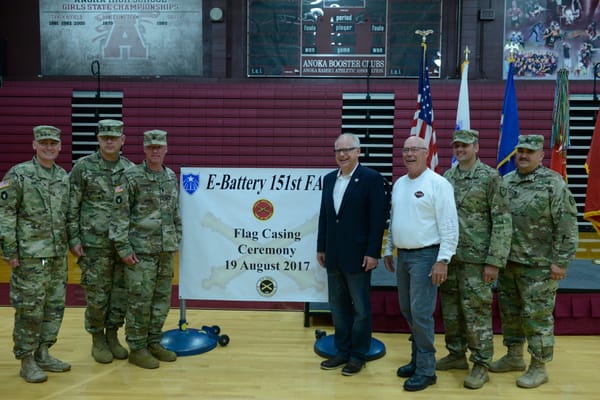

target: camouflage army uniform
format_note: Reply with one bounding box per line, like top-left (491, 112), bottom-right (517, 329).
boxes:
top-left (111, 160), bottom-right (182, 351)
top-left (441, 160), bottom-right (512, 368)
top-left (67, 151), bottom-right (134, 335)
top-left (0, 157), bottom-right (69, 359)
top-left (500, 165), bottom-right (578, 362)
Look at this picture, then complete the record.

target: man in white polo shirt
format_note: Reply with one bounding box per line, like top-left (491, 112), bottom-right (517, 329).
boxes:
top-left (384, 135), bottom-right (458, 392)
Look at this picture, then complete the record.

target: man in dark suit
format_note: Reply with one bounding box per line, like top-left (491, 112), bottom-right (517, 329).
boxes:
top-left (317, 133), bottom-right (387, 376)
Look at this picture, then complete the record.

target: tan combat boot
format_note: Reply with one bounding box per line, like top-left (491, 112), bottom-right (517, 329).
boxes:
top-left (34, 345), bottom-right (71, 372)
top-left (464, 364), bottom-right (489, 389)
top-left (436, 353), bottom-right (468, 370)
top-left (91, 331), bottom-right (113, 363)
top-left (516, 358), bottom-right (548, 388)
top-left (489, 344), bottom-right (526, 372)
top-left (129, 348), bottom-right (160, 369)
top-left (20, 355), bottom-right (47, 383)
top-left (148, 343), bottom-right (177, 362)
top-left (106, 328), bottom-right (129, 359)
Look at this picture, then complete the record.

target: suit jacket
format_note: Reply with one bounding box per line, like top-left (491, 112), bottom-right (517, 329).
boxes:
top-left (317, 164), bottom-right (387, 273)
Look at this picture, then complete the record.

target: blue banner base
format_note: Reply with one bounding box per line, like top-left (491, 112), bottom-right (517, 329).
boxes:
top-left (313, 331), bottom-right (386, 361)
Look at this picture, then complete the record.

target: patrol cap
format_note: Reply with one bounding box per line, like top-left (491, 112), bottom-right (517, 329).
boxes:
top-left (97, 119), bottom-right (124, 137)
top-left (452, 129), bottom-right (479, 144)
top-left (143, 129), bottom-right (167, 146)
top-left (517, 134), bottom-right (544, 150)
top-left (33, 125), bottom-right (61, 142)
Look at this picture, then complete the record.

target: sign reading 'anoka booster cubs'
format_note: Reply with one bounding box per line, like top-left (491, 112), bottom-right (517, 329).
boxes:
top-left (179, 168), bottom-right (330, 302)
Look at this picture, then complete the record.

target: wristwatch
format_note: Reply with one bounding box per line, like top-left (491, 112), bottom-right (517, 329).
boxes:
top-left (438, 258), bottom-right (449, 265)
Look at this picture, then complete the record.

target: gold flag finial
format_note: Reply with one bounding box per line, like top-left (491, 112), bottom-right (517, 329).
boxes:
top-left (464, 46), bottom-right (470, 62)
top-left (415, 29), bottom-right (434, 43)
top-left (504, 42), bottom-right (520, 63)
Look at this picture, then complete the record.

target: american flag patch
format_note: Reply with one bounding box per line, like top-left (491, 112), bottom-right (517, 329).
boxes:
top-left (0, 180), bottom-right (10, 189)
top-left (115, 185), bottom-right (124, 193)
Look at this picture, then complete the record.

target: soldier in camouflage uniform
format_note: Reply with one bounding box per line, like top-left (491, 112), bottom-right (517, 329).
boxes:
top-left (438, 129), bottom-right (512, 389)
top-left (0, 126), bottom-right (71, 383)
top-left (111, 130), bottom-right (182, 369)
top-left (67, 119), bottom-right (134, 363)
top-left (490, 135), bottom-right (578, 388)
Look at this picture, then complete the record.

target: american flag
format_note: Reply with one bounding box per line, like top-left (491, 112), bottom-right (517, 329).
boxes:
top-left (410, 44), bottom-right (439, 173)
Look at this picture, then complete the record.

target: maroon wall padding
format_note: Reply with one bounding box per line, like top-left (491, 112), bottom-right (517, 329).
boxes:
top-left (0, 79), bottom-right (595, 178)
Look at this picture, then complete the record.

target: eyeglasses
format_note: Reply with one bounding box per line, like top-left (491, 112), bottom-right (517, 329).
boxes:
top-left (401, 147), bottom-right (427, 154)
top-left (333, 147), bottom-right (357, 154)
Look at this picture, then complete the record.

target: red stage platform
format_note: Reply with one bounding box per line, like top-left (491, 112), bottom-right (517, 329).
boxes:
top-left (369, 290), bottom-right (600, 335)
top-left (307, 259), bottom-right (600, 335)
top-left (1, 261), bottom-right (599, 335)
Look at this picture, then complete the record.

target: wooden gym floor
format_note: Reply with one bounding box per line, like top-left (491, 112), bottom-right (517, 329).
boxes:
top-left (0, 306), bottom-right (598, 400)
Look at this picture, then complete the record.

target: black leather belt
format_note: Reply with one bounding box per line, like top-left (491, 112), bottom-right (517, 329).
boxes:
top-left (398, 244), bottom-right (440, 251)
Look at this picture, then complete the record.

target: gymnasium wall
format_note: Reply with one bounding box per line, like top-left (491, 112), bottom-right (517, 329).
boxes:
top-left (2, 78), bottom-right (594, 179)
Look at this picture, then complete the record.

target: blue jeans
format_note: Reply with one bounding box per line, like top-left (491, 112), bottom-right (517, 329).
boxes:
top-left (327, 267), bottom-right (372, 362)
top-left (395, 245), bottom-right (439, 376)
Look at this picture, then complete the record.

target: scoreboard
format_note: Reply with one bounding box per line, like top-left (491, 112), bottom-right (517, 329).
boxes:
top-left (248, 0), bottom-right (442, 78)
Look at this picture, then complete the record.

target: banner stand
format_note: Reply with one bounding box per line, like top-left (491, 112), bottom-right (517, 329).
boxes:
top-left (313, 330), bottom-right (386, 361)
top-left (161, 299), bottom-right (230, 356)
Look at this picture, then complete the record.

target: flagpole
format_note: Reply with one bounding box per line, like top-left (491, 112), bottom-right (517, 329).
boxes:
top-left (497, 44), bottom-right (521, 176)
top-left (411, 29), bottom-right (439, 173)
top-left (456, 46), bottom-right (470, 132)
top-left (452, 47), bottom-right (472, 167)
top-left (415, 29), bottom-right (433, 60)
top-left (551, 68), bottom-right (570, 181)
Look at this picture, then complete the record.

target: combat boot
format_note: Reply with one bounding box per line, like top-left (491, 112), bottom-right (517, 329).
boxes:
top-left (106, 328), bottom-right (129, 359)
top-left (129, 348), bottom-right (160, 369)
top-left (436, 353), bottom-right (468, 370)
top-left (516, 358), bottom-right (548, 388)
top-left (148, 343), bottom-right (177, 362)
top-left (34, 346), bottom-right (71, 372)
top-left (464, 364), bottom-right (489, 389)
top-left (91, 331), bottom-right (113, 364)
top-left (20, 355), bottom-right (47, 383)
top-left (489, 344), bottom-right (526, 372)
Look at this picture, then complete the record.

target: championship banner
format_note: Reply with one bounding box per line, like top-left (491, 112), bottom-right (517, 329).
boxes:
top-left (179, 168), bottom-right (330, 302)
top-left (39, 0), bottom-right (203, 76)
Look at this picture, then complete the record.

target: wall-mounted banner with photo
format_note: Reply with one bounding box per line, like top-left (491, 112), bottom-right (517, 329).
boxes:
top-left (503, 0), bottom-right (600, 79)
top-left (178, 167), bottom-right (330, 303)
top-left (39, 0), bottom-right (203, 76)
top-left (247, 0), bottom-right (442, 78)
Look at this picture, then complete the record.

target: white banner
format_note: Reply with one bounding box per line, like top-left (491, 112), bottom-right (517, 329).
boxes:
top-left (179, 168), bottom-right (330, 302)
